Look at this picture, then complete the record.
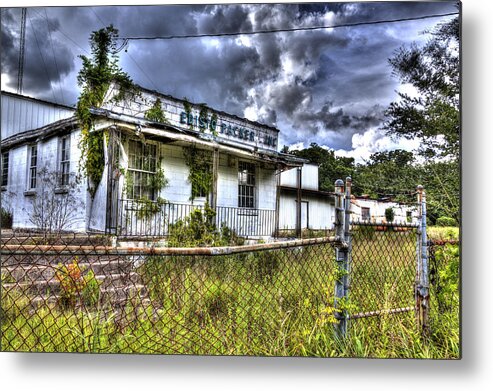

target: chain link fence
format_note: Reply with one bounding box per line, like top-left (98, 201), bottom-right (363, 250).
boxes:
top-left (1, 233), bottom-right (341, 355)
top-left (0, 183), bottom-right (459, 356)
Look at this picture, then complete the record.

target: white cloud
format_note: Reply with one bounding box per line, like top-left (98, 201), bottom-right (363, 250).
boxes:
top-left (334, 127), bottom-right (421, 163)
top-left (288, 142), bottom-right (305, 151)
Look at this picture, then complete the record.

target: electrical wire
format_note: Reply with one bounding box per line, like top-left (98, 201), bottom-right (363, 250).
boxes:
top-left (117, 12), bottom-right (459, 43)
top-left (29, 8), bottom-right (90, 55)
top-left (28, 13), bottom-right (58, 104)
top-left (88, 7), bottom-right (161, 94)
top-left (43, 9), bottom-right (65, 104)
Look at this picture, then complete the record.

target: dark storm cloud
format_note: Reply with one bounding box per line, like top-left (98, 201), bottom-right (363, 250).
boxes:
top-left (1, 2), bottom-right (458, 152)
top-left (1, 7), bottom-right (75, 101)
top-left (197, 5), bottom-right (253, 34)
top-left (1, 9), bottom-right (18, 77)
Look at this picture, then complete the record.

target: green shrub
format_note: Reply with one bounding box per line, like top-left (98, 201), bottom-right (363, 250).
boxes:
top-left (385, 207), bottom-right (395, 223)
top-left (436, 216), bottom-right (458, 227)
top-left (167, 204), bottom-right (241, 247)
top-left (0, 207), bottom-right (13, 229)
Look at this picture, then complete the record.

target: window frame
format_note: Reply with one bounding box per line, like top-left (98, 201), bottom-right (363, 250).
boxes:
top-left (1, 150), bottom-right (9, 188)
top-left (361, 207), bottom-right (371, 221)
top-left (126, 139), bottom-right (159, 201)
top-left (238, 161), bottom-right (256, 209)
top-left (27, 144), bottom-right (38, 191)
top-left (58, 135), bottom-right (71, 187)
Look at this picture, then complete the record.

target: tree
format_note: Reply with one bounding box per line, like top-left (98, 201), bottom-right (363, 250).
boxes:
top-left (352, 149), bottom-right (419, 202)
top-left (76, 25), bottom-right (136, 197)
top-left (384, 16), bottom-right (459, 159)
top-left (383, 16), bottom-right (460, 224)
top-left (25, 168), bottom-right (83, 235)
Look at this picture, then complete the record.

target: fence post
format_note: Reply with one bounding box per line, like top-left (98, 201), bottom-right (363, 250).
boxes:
top-left (416, 185), bottom-right (430, 336)
top-left (334, 179), bottom-right (348, 337)
top-left (343, 177), bottom-right (352, 302)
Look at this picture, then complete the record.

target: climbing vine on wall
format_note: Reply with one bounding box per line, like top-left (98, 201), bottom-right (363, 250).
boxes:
top-left (76, 25), bottom-right (137, 197)
top-left (144, 98), bottom-right (167, 123)
top-left (183, 145), bottom-right (213, 202)
top-left (183, 98), bottom-right (193, 130)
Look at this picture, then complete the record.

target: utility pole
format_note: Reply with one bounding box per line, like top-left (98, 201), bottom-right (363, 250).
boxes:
top-left (17, 8), bottom-right (27, 94)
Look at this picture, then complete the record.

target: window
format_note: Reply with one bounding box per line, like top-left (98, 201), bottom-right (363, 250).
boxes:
top-left (406, 211), bottom-right (412, 223)
top-left (191, 165), bottom-right (210, 199)
top-left (1, 151), bottom-right (9, 187)
top-left (27, 144), bottom-right (38, 190)
top-left (58, 135), bottom-right (70, 186)
top-left (127, 140), bottom-right (157, 200)
top-left (238, 161), bottom-right (256, 208)
top-left (361, 207), bottom-right (370, 221)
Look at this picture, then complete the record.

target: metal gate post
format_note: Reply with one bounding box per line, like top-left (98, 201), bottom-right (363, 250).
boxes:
top-left (334, 179), bottom-right (348, 337)
top-left (416, 185), bottom-right (430, 335)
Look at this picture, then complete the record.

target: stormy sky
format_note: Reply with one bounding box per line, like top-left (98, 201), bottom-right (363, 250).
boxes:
top-left (0, 2), bottom-right (458, 161)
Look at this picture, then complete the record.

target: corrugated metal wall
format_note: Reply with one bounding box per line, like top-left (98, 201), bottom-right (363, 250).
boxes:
top-left (1, 93), bottom-right (74, 140)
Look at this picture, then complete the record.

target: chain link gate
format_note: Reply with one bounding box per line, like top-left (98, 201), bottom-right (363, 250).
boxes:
top-left (331, 178), bottom-right (430, 339)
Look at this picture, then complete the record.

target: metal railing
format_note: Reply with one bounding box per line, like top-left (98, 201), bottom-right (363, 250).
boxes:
top-left (117, 199), bottom-right (276, 238)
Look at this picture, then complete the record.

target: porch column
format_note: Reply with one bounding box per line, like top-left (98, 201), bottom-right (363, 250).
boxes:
top-left (296, 166), bottom-right (302, 238)
top-left (274, 168), bottom-right (281, 237)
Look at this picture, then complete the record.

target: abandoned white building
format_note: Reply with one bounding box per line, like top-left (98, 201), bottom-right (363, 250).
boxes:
top-left (1, 87), bottom-right (416, 239)
top-left (1, 87), bottom-right (307, 238)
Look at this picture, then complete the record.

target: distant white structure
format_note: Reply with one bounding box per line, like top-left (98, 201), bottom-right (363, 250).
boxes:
top-left (351, 196), bottom-right (418, 225)
top-left (278, 163), bottom-right (335, 234)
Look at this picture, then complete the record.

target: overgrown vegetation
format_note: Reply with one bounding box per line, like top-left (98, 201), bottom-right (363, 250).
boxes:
top-left (27, 168), bottom-right (83, 235)
top-left (144, 98), bottom-right (167, 123)
top-left (183, 144), bottom-right (213, 202)
top-left (55, 258), bottom-right (101, 308)
top-left (167, 204), bottom-right (242, 247)
top-left (1, 232), bottom-right (459, 357)
top-left (0, 207), bottom-right (13, 229)
top-left (76, 25), bottom-right (137, 197)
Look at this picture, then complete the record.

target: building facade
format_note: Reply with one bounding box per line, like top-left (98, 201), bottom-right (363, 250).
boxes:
top-left (1, 87), bottom-right (304, 238)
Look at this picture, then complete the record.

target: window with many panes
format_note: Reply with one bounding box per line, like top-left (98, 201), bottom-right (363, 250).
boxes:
top-left (27, 144), bottom-right (38, 190)
top-left (1, 151), bottom-right (9, 187)
top-left (127, 140), bottom-right (157, 200)
top-left (58, 135), bottom-right (70, 186)
top-left (238, 161), bottom-right (256, 208)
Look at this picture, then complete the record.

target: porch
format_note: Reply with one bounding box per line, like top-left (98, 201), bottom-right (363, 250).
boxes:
top-left (113, 198), bottom-right (277, 239)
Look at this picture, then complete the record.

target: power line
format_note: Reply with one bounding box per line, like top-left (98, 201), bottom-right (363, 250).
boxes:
top-left (29, 8), bottom-right (90, 55)
top-left (88, 8), bottom-right (161, 93)
top-left (116, 12), bottom-right (459, 45)
top-left (28, 13), bottom-right (58, 104)
top-left (43, 9), bottom-right (65, 103)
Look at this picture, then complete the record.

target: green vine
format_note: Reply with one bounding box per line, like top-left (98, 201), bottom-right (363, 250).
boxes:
top-left (136, 196), bottom-right (166, 220)
top-left (210, 112), bottom-right (218, 135)
top-left (76, 25), bottom-right (138, 198)
top-left (183, 98), bottom-right (193, 130)
top-left (144, 98), bottom-right (167, 123)
top-left (199, 104), bottom-right (208, 133)
top-left (183, 145), bottom-right (213, 202)
top-left (124, 161), bottom-right (168, 201)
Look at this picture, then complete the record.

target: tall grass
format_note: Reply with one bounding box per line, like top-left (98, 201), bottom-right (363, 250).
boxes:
top-left (1, 234), bottom-right (459, 358)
